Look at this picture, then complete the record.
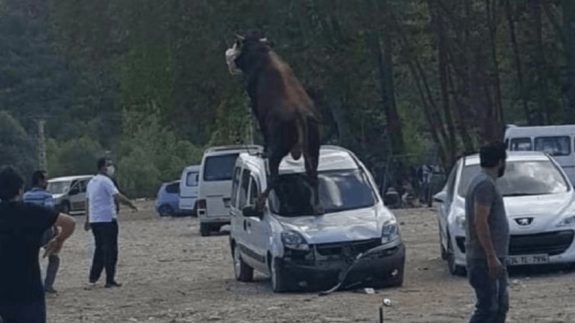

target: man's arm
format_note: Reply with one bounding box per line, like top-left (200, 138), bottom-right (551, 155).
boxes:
top-left (474, 189), bottom-right (504, 280)
top-left (114, 193), bottom-right (138, 211)
top-left (44, 213), bottom-right (76, 257)
top-left (84, 198), bottom-right (91, 231)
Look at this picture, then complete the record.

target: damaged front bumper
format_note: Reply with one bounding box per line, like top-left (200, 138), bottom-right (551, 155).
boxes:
top-left (277, 241), bottom-right (406, 289)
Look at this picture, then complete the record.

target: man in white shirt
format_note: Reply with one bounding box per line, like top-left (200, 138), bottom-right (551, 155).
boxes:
top-left (85, 157), bottom-right (137, 289)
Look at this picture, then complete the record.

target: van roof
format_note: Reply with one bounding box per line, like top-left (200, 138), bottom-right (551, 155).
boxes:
top-left (239, 145), bottom-right (359, 174)
top-left (183, 165), bottom-right (201, 171)
top-left (464, 151), bottom-right (549, 166)
top-left (48, 175), bottom-right (93, 183)
top-left (203, 145), bottom-right (263, 156)
top-left (505, 124), bottom-right (575, 137)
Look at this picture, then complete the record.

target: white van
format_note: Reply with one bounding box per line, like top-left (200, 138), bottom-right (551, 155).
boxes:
top-left (179, 165), bottom-right (201, 215)
top-left (47, 175), bottom-right (94, 214)
top-left (197, 145), bottom-right (263, 236)
top-left (505, 125), bottom-right (575, 184)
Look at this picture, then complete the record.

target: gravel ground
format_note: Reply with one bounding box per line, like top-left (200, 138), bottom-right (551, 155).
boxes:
top-left (45, 201), bottom-right (575, 322)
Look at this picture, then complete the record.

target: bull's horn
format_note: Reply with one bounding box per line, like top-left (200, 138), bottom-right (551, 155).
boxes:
top-left (235, 34), bottom-right (245, 40)
top-left (260, 37), bottom-right (268, 42)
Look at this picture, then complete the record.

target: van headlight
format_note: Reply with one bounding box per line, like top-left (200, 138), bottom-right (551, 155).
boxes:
top-left (455, 215), bottom-right (466, 230)
top-left (557, 215), bottom-right (575, 227)
top-left (281, 231), bottom-right (310, 251)
top-left (381, 220), bottom-right (399, 244)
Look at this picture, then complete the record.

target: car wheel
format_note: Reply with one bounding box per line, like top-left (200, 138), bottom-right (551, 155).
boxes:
top-left (447, 233), bottom-right (466, 276)
top-left (271, 257), bottom-right (290, 293)
top-left (233, 244), bottom-right (254, 282)
top-left (60, 202), bottom-right (70, 214)
top-left (200, 223), bottom-right (211, 237)
top-left (158, 205), bottom-right (173, 217)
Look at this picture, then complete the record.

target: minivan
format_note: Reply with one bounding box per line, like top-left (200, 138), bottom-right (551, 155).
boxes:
top-left (505, 124), bottom-right (575, 184)
top-left (47, 175), bottom-right (93, 214)
top-left (197, 145), bottom-right (263, 236)
top-left (179, 165), bottom-right (201, 215)
top-left (229, 145), bottom-right (405, 292)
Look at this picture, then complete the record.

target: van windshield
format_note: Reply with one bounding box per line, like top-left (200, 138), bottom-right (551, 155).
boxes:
top-left (203, 154), bottom-right (239, 181)
top-left (47, 181), bottom-right (70, 195)
top-left (269, 169), bottom-right (376, 217)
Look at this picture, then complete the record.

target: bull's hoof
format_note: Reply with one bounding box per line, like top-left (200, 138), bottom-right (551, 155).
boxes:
top-left (255, 196), bottom-right (266, 211)
top-left (313, 204), bottom-right (325, 216)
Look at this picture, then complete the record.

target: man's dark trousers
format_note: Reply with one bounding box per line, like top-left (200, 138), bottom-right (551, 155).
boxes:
top-left (89, 220), bottom-right (118, 284)
top-left (0, 300), bottom-right (46, 323)
top-left (468, 259), bottom-right (509, 323)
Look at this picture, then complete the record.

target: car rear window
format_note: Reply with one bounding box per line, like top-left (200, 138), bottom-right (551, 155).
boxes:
top-left (166, 183), bottom-right (180, 194)
top-left (534, 136), bottom-right (571, 156)
top-left (203, 154), bottom-right (239, 181)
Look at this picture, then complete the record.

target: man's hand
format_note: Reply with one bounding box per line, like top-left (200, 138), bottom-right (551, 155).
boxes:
top-left (84, 221), bottom-right (91, 231)
top-left (43, 237), bottom-right (63, 258)
top-left (487, 256), bottom-right (504, 280)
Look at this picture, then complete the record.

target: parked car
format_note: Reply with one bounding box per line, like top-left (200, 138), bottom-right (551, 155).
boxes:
top-left (47, 175), bottom-right (93, 214)
top-left (229, 145), bottom-right (406, 292)
top-left (179, 165), bottom-right (201, 216)
top-left (505, 124), bottom-right (575, 184)
top-left (155, 180), bottom-right (187, 217)
top-left (434, 151), bottom-right (575, 276)
top-left (197, 145), bottom-right (263, 236)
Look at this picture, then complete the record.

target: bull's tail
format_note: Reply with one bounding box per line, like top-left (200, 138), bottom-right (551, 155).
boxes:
top-left (291, 114), bottom-right (307, 161)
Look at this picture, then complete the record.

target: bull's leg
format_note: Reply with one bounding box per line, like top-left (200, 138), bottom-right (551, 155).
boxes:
top-left (305, 122), bottom-right (323, 215)
top-left (256, 143), bottom-right (289, 212)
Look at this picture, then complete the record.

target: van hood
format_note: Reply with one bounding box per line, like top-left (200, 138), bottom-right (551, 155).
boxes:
top-left (51, 193), bottom-right (65, 201)
top-left (279, 207), bottom-right (383, 244)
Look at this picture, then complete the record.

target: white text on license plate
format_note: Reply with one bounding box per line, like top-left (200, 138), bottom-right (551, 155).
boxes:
top-left (507, 254), bottom-right (549, 266)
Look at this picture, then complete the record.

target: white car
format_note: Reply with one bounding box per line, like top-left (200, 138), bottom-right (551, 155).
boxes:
top-left (434, 151), bottom-right (575, 275)
top-left (229, 145), bottom-right (405, 292)
top-left (47, 175), bottom-right (93, 214)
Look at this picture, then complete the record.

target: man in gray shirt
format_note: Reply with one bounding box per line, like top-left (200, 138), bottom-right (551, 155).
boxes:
top-left (465, 141), bottom-right (509, 323)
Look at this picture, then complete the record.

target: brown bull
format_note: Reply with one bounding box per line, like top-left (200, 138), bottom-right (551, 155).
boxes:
top-left (225, 32), bottom-right (323, 214)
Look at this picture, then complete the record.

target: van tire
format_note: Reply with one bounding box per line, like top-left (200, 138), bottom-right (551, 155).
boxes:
top-left (271, 258), bottom-right (290, 293)
top-left (233, 244), bottom-right (253, 282)
top-left (60, 202), bottom-right (70, 214)
top-left (200, 223), bottom-right (211, 237)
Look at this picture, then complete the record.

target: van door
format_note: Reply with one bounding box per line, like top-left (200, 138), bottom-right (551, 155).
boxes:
top-left (235, 168), bottom-right (262, 268)
top-left (202, 154), bottom-right (239, 218)
top-left (68, 180), bottom-right (84, 212)
top-left (534, 136), bottom-right (575, 184)
top-left (230, 166), bottom-right (244, 248)
top-left (245, 174), bottom-right (268, 271)
top-left (179, 169), bottom-right (199, 211)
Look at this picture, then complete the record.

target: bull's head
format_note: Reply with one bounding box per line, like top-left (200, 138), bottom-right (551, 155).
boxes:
top-left (225, 32), bottom-right (270, 75)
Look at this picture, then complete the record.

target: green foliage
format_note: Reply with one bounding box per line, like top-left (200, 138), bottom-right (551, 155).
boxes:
top-left (0, 111), bottom-right (37, 180)
top-left (46, 136), bottom-right (104, 177)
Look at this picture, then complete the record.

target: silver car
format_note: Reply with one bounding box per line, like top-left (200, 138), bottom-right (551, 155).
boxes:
top-left (434, 151), bottom-right (575, 275)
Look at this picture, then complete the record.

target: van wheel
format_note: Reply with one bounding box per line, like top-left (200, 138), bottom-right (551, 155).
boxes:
top-left (233, 244), bottom-right (253, 282)
top-left (271, 258), bottom-right (290, 293)
top-left (200, 223), bottom-right (211, 237)
top-left (158, 205), bottom-right (173, 217)
top-left (60, 202), bottom-right (70, 214)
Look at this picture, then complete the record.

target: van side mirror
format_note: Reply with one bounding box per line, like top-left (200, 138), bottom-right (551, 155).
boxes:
top-left (242, 205), bottom-right (263, 218)
top-left (434, 191), bottom-right (448, 203)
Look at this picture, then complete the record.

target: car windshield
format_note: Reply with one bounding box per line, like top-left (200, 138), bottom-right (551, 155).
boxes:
top-left (47, 181), bottom-right (70, 195)
top-left (203, 154), bottom-right (239, 181)
top-left (458, 160), bottom-right (569, 197)
top-left (269, 169), bottom-right (376, 217)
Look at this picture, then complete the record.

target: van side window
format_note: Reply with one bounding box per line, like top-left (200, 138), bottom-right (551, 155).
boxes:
top-left (186, 172), bottom-right (199, 187)
top-left (230, 167), bottom-right (241, 208)
top-left (238, 169), bottom-right (251, 209)
top-left (166, 183), bottom-right (179, 194)
top-left (534, 136), bottom-right (571, 156)
top-left (248, 177), bottom-right (260, 206)
top-left (510, 138), bottom-right (532, 151)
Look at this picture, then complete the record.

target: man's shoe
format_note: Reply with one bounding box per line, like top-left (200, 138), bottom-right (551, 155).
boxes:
top-left (44, 287), bottom-right (58, 294)
top-left (84, 282), bottom-right (97, 290)
top-left (105, 281), bottom-right (122, 288)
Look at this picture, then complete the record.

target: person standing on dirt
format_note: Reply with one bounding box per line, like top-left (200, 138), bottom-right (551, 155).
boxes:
top-left (22, 171), bottom-right (61, 294)
top-left (465, 141), bottom-right (509, 323)
top-left (84, 157), bottom-right (138, 289)
top-left (0, 167), bottom-right (76, 323)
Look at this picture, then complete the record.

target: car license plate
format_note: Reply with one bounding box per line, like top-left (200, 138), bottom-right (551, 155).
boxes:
top-left (507, 254), bottom-right (549, 266)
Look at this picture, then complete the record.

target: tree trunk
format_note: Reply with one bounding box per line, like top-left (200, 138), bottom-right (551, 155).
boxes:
top-left (505, 0), bottom-right (532, 125)
top-left (486, 0), bottom-right (505, 133)
top-left (365, 0), bottom-right (404, 155)
top-left (530, 0), bottom-right (550, 124)
top-left (428, 0), bottom-right (457, 161)
top-left (563, 0), bottom-right (575, 123)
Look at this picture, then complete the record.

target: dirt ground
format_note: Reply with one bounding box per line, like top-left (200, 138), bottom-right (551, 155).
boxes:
top-left (45, 201), bottom-right (575, 323)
